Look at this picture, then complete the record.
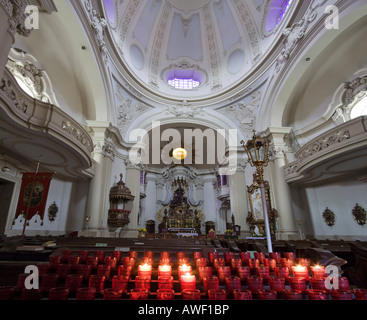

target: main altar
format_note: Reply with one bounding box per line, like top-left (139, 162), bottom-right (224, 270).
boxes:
top-left (157, 177), bottom-right (202, 236)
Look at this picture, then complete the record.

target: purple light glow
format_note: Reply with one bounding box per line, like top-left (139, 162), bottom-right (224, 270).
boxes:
top-left (166, 69), bottom-right (204, 90)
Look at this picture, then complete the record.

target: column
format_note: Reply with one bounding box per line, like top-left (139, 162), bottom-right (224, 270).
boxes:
top-left (228, 161), bottom-right (249, 237)
top-left (84, 121), bottom-right (114, 236)
top-left (143, 173), bottom-right (157, 222)
top-left (0, 1), bottom-right (31, 78)
top-left (202, 176), bottom-right (219, 232)
top-left (265, 127), bottom-right (298, 240)
top-left (125, 160), bottom-right (141, 233)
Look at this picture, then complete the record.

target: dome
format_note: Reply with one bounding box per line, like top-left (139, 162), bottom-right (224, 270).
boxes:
top-left (103, 0), bottom-right (295, 101)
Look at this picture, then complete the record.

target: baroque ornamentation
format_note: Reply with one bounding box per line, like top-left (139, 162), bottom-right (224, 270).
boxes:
top-left (61, 121), bottom-right (93, 153)
top-left (297, 130), bottom-right (351, 164)
top-left (165, 100), bottom-right (206, 118)
top-left (2, 0), bottom-right (32, 37)
top-left (322, 207), bottom-right (335, 227)
top-left (85, 0), bottom-right (108, 64)
top-left (0, 78), bottom-right (28, 113)
top-left (217, 90), bottom-right (262, 140)
top-left (352, 203), bottom-right (367, 226)
top-left (115, 85), bottom-right (151, 136)
top-left (275, 0), bottom-right (327, 72)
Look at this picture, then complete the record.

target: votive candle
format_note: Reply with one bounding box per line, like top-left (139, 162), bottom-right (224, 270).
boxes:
top-left (158, 265), bottom-right (172, 278)
top-left (138, 263), bottom-right (152, 278)
top-left (180, 273), bottom-right (196, 291)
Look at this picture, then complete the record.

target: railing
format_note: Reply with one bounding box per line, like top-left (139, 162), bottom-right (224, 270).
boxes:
top-left (284, 116), bottom-right (367, 183)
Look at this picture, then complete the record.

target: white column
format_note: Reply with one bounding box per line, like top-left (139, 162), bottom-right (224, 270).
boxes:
top-left (265, 127), bottom-right (298, 240)
top-left (228, 162), bottom-right (249, 237)
top-left (83, 122), bottom-right (114, 236)
top-left (202, 176), bottom-right (219, 231)
top-left (144, 173), bottom-right (157, 222)
top-left (125, 161), bottom-right (141, 233)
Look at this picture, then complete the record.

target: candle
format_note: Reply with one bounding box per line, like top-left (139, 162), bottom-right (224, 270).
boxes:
top-left (230, 258), bottom-right (242, 270)
top-left (178, 264), bottom-right (192, 277)
top-left (292, 265), bottom-right (309, 279)
top-left (138, 263), bottom-right (152, 278)
top-left (182, 289), bottom-right (201, 300)
top-left (158, 265), bottom-right (172, 278)
top-left (178, 258), bottom-right (189, 266)
top-left (198, 267), bottom-right (212, 280)
top-left (195, 258), bottom-right (207, 268)
top-left (180, 273), bottom-right (196, 292)
top-left (311, 265), bottom-right (326, 278)
top-left (203, 276), bottom-right (219, 293)
top-left (130, 288), bottom-right (148, 300)
top-left (135, 276), bottom-right (151, 290)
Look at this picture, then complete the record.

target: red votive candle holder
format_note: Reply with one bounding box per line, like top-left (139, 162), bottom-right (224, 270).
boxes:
top-left (94, 250), bottom-right (105, 262)
top-left (213, 258), bottom-right (226, 269)
top-left (88, 275), bottom-right (105, 293)
top-left (111, 250), bottom-right (121, 262)
top-left (86, 256), bottom-right (99, 268)
top-left (135, 276), bottom-right (151, 291)
top-left (208, 289), bottom-right (226, 300)
top-left (128, 251), bottom-right (138, 259)
top-left (76, 287), bottom-right (96, 300)
top-left (240, 252), bottom-right (250, 263)
top-left (195, 258), bottom-right (207, 268)
top-left (37, 263), bottom-right (51, 275)
top-left (49, 255), bottom-right (61, 268)
top-left (118, 265), bottom-right (132, 277)
top-left (258, 290), bottom-right (278, 300)
top-left (297, 258), bottom-right (311, 268)
top-left (310, 277), bottom-right (328, 291)
top-left (157, 289), bottom-right (175, 300)
top-left (40, 274), bottom-right (59, 292)
top-left (289, 277), bottom-right (307, 292)
top-left (112, 275), bottom-right (129, 293)
top-left (274, 267), bottom-right (289, 280)
top-left (176, 252), bottom-right (186, 260)
top-left (130, 288), bottom-right (148, 300)
top-left (264, 258), bottom-right (277, 271)
top-left (248, 259), bottom-right (260, 270)
top-left (280, 258), bottom-right (294, 269)
top-left (217, 266), bottom-right (231, 281)
top-left (178, 258), bottom-right (190, 266)
top-left (337, 277), bottom-right (350, 291)
top-left (269, 277), bottom-right (286, 293)
top-left (354, 288), bottom-right (367, 300)
top-left (233, 289), bottom-right (252, 300)
top-left (292, 265), bottom-right (309, 280)
top-left (193, 252), bottom-right (203, 260)
top-left (48, 287), bottom-right (69, 300)
top-left (224, 252), bottom-right (235, 264)
top-left (144, 251), bottom-right (154, 259)
top-left (237, 266), bottom-right (251, 281)
top-left (307, 289), bottom-right (329, 300)
top-left (283, 252), bottom-right (296, 261)
top-left (122, 257), bottom-right (135, 267)
top-left (65, 274), bottom-right (83, 292)
top-left (269, 252), bottom-right (282, 264)
top-left (138, 263), bottom-right (152, 278)
top-left (254, 252), bottom-right (265, 264)
top-left (158, 265), bottom-right (172, 278)
top-left (203, 276), bottom-right (219, 293)
top-left (159, 258), bottom-right (171, 266)
top-left (141, 257), bottom-right (153, 266)
top-left (178, 264), bottom-right (192, 277)
top-left (198, 267), bottom-right (212, 280)
top-left (230, 258), bottom-right (242, 270)
top-left (97, 265), bottom-right (111, 278)
top-left (103, 288), bottom-right (122, 300)
top-left (247, 276), bottom-right (263, 293)
top-left (158, 276), bottom-right (174, 290)
top-left (182, 289), bottom-right (201, 300)
top-left (284, 290), bottom-right (304, 300)
top-left (77, 264), bottom-right (93, 280)
top-left (311, 265), bottom-right (326, 278)
top-left (225, 276), bottom-right (241, 294)
top-left (256, 266), bottom-right (270, 280)
top-left (105, 257), bottom-right (117, 269)
top-left (330, 289), bottom-right (353, 300)
top-left (209, 251), bottom-right (219, 263)
top-left (160, 251), bottom-right (170, 259)
top-left (180, 273), bottom-right (196, 291)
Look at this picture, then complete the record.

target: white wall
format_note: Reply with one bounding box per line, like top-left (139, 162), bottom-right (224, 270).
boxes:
top-left (305, 179), bottom-right (367, 240)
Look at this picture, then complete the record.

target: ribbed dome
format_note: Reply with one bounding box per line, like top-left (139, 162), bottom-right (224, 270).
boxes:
top-left (103, 0), bottom-right (294, 101)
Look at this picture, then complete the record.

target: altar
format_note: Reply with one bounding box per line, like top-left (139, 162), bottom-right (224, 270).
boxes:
top-left (158, 177), bottom-right (202, 235)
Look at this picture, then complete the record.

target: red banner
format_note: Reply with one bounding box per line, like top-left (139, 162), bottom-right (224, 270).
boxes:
top-left (15, 172), bottom-right (53, 224)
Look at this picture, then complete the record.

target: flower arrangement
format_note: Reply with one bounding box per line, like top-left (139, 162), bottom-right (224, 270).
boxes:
top-left (138, 228), bottom-right (147, 233)
top-left (225, 229), bottom-right (233, 236)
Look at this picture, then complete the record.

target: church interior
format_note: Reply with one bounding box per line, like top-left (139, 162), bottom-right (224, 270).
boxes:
top-left (0, 0), bottom-right (367, 302)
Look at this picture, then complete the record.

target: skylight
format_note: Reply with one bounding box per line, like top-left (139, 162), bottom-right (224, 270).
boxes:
top-left (265, 0), bottom-right (293, 32)
top-left (165, 68), bottom-right (204, 90)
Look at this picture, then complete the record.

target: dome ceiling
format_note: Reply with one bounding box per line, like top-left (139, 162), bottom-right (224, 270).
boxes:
top-left (103, 0), bottom-right (295, 101)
